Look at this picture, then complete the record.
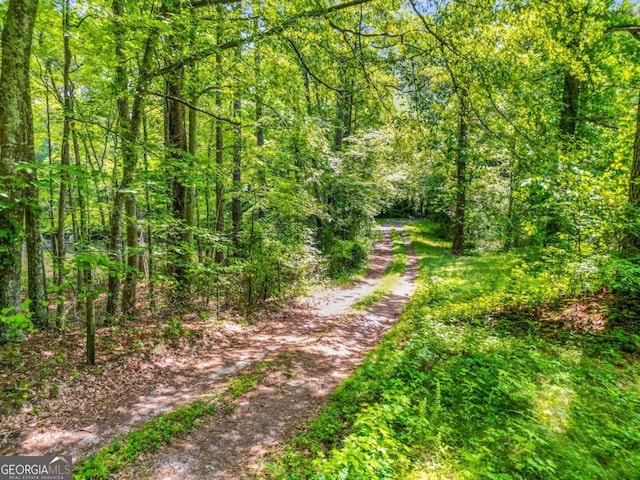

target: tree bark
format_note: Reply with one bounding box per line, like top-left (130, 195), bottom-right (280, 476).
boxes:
top-left (109, 0), bottom-right (158, 319)
top-left (0, 0), bottom-right (39, 341)
top-left (85, 268), bottom-right (95, 365)
top-left (231, 49), bottom-right (242, 250)
top-left (559, 72), bottom-right (580, 139)
top-left (25, 175), bottom-right (48, 329)
top-left (186, 97), bottom-right (197, 254)
top-left (166, 64), bottom-right (191, 298)
top-left (106, 0), bottom-right (129, 319)
top-left (623, 91), bottom-right (640, 256)
top-left (214, 33), bottom-right (225, 264)
top-left (54, 0), bottom-right (73, 326)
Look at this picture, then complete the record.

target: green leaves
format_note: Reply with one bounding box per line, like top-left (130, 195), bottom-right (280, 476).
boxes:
top-left (0, 299), bottom-right (35, 339)
top-left (272, 220), bottom-right (640, 480)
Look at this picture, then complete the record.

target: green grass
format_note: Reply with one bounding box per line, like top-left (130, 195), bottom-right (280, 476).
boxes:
top-left (73, 397), bottom-right (218, 479)
top-left (73, 354), bottom-right (290, 479)
top-left (267, 220), bottom-right (640, 480)
top-left (351, 228), bottom-right (408, 311)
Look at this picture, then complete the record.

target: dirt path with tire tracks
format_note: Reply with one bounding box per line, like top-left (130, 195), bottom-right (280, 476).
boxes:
top-left (2, 222), bottom-right (417, 480)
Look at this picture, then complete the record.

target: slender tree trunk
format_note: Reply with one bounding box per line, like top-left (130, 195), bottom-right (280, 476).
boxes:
top-left (44, 78), bottom-right (57, 261)
top-left (54, 0), bottom-right (73, 325)
top-left (452, 98), bottom-right (468, 256)
top-left (332, 64), bottom-right (353, 152)
top-left (255, 49), bottom-right (265, 149)
top-left (0, 0), bottom-right (39, 341)
top-left (214, 48), bottom-right (225, 264)
top-left (303, 70), bottom-right (312, 115)
top-left (505, 166), bottom-right (516, 251)
top-left (623, 91), bottom-right (640, 257)
top-left (121, 192), bottom-right (138, 316)
top-left (109, 1), bottom-right (158, 319)
top-left (205, 118), bottom-right (214, 240)
top-left (231, 45), bottom-right (243, 251)
top-left (142, 113), bottom-right (156, 312)
top-left (25, 175), bottom-right (48, 328)
top-left (72, 121), bottom-right (86, 294)
top-left (187, 97), bottom-right (197, 253)
top-left (85, 268), bottom-right (95, 365)
top-left (333, 92), bottom-right (346, 151)
top-left (232, 87), bottom-right (242, 250)
top-left (106, 0), bottom-right (129, 319)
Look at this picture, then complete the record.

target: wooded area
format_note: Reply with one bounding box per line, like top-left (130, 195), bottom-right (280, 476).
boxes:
top-left (2, 0), bottom-right (639, 357)
top-left (2, 0), bottom-right (640, 477)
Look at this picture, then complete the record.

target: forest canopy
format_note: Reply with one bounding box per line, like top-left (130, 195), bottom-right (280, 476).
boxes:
top-left (1, 0), bottom-right (640, 362)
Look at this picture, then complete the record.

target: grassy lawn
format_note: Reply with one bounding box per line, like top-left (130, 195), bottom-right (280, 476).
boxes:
top-left (268, 221), bottom-right (640, 480)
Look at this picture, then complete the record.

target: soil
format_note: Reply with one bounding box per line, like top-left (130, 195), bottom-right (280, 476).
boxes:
top-left (0, 221), bottom-right (418, 479)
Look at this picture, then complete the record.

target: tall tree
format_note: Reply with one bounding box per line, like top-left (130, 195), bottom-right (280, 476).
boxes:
top-left (108, 0), bottom-right (158, 319)
top-left (0, 0), bottom-right (40, 339)
top-left (214, 5), bottom-right (225, 264)
top-left (231, 46), bottom-right (243, 250)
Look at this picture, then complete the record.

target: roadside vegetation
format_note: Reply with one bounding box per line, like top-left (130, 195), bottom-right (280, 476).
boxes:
top-left (269, 221), bottom-right (640, 479)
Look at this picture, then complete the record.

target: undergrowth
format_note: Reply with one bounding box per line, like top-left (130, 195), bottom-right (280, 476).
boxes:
top-left (267, 220), bottom-right (640, 480)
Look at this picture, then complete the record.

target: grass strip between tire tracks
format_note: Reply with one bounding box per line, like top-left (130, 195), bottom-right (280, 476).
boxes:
top-left (73, 352), bottom-right (291, 479)
top-left (351, 227), bottom-right (408, 312)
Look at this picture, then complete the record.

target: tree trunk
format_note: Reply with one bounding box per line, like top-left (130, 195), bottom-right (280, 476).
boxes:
top-left (452, 99), bottom-right (468, 256)
top-left (186, 97), bottom-right (197, 254)
top-left (142, 113), bottom-right (156, 312)
top-left (109, 0), bottom-right (158, 319)
top-left (106, 0), bottom-right (129, 319)
top-left (0, 0), bottom-right (39, 341)
top-left (333, 92), bottom-right (346, 151)
top-left (166, 65), bottom-right (191, 298)
top-left (72, 119), bottom-right (87, 294)
top-left (255, 50), bottom-right (265, 149)
top-left (121, 193), bottom-right (138, 316)
top-left (623, 91), bottom-right (640, 257)
top-left (25, 175), bottom-right (48, 329)
top-left (214, 49), bottom-right (225, 264)
top-left (559, 72), bottom-right (580, 139)
top-left (85, 269), bottom-right (95, 365)
top-left (54, 0), bottom-right (73, 325)
top-left (232, 52), bottom-right (242, 251)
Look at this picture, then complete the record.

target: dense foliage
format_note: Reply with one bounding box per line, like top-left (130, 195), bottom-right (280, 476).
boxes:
top-left (0, 0), bottom-right (639, 357)
top-left (271, 221), bottom-right (640, 479)
top-left (2, 1), bottom-right (640, 476)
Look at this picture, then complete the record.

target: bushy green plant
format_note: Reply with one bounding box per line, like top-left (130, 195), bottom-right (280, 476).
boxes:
top-left (0, 299), bottom-right (35, 343)
top-left (326, 239), bottom-right (369, 276)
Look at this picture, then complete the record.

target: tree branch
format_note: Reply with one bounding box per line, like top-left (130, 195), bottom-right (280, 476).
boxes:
top-left (608, 25), bottom-right (640, 41)
top-left (190, 0), bottom-right (240, 8)
top-left (150, 91), bottom-right (240, 125)
top-left (151, 0), bottom-right (375, 79)
top-left (285, 38), bottom-right (344, 93)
